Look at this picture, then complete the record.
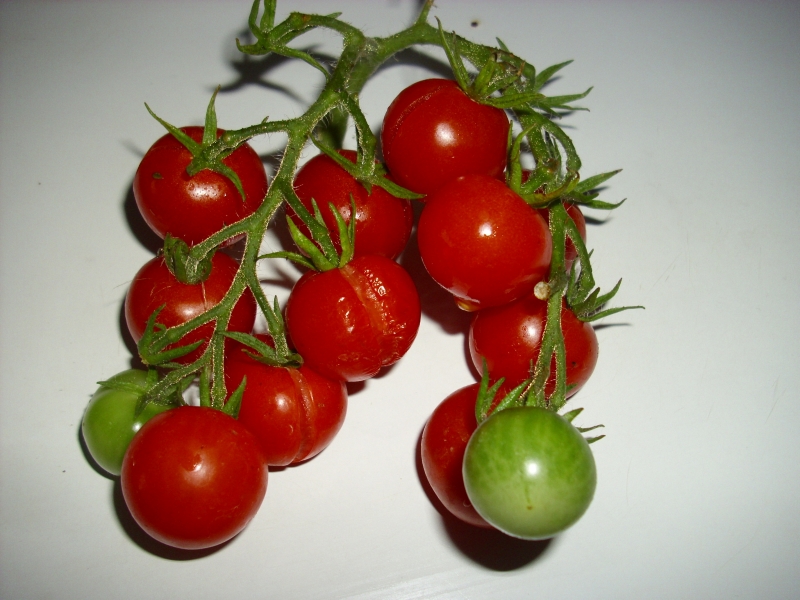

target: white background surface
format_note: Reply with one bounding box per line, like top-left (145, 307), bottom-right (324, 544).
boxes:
top-left (1, 0), bottom-right (799, 598)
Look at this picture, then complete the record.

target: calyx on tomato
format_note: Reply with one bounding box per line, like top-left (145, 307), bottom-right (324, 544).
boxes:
top-left (261, 192), bottom-right (358, 272)
top-left (144, 88), bottom-right (253, 202)
top-left (162, 234), bottom-right (214, 285)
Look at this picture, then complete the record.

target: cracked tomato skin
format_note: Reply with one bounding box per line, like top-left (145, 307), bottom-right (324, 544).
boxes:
top-left (381, 79), bottom-right (509, 196)
top-left (463, 407), bottom-right (597, 540)
top-left (285, 255), bottom-right (421, 382)
top-left (469, 294), bottom-right (598, 395)
top-left (224, 338), bottom-right (347, 466)
top-left (124, 252), bottom-right (257, 364)
top-left (417, 174), bottom-right (552, 311)
top-left (120, 406), bottom-right (268, 550)
top-left (133, 126), bottom-right (268, 246)
top-left (421, 384), bottom-right (493, 529)
top-left (290, 150), bottom-right (413, 260)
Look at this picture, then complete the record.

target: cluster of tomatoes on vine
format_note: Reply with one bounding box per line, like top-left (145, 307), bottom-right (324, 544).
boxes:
top-left (80, 2), bottom-right (638, 552)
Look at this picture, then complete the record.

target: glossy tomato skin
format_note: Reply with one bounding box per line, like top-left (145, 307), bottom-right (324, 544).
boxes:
top-left (285, 255), bottom-right (421, 382)
top-left (133, 126), bottom-right (268, 245)
top-left (463, 407), bottom-right (596, 540)
top-left (121, 406), bottom-right (268, 550)
top-left (417, 174), bottom-right (552, 311)
top-left (469, 294), bottom-right (598, 395)
top-left (421, 384), bottom-right (492, 528)
top-left (124, 253), bottom-right (257, 364)
top-left (381, 79), bottom-right (509, 196)
top-left (81, 369), bottom-right (172, 476)
top-left (290, 150), bottom-right (413, 260)
top-left (224, 339), bottom-right (347, 466)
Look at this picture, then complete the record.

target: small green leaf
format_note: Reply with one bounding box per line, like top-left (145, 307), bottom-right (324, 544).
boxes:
top-left (436, 18), bottom-right (470, 91)
top-left (144, 104), bottom-right (201, 154)
top-left (221, 377), bottom-right (247, 419)
top-left (561, 407), bottom-right (584, 423)
top-left (533, 60), bottom-right (573, 91)
top-left (285, 216), bottom-right (337, 271)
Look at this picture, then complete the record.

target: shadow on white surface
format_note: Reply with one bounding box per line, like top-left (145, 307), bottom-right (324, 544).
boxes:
top-left (414, 426), bottom-right (552, 571)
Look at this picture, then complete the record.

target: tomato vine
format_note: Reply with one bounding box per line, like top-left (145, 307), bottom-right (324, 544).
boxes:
top-left (82, 0), bottom-right (642, 548)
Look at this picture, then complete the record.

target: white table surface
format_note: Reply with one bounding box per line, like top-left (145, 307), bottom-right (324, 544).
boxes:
top-left (2, 1), bottom-right (799, 598)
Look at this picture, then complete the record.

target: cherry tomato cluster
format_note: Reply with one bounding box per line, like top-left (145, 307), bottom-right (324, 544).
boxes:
top-left (81, 0), bottom-right (636, 552)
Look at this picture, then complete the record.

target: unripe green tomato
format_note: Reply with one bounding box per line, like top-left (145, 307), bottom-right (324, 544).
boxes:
top-left (463, 406), bottom-right (596, 540)
top-left (81, 369), bottom-right (172, 476)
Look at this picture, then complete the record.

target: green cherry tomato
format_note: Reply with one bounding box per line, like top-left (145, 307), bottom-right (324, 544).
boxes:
top-left (463, 407), bottom-right (596, 540)
top-left (81, 369), bottom-right (172, 476)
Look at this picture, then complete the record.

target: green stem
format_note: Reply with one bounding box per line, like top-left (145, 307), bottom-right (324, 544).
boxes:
top-left (147, 1), bottom-right (595, 411)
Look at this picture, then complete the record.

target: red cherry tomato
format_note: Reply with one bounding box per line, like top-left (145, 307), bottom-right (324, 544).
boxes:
top-left (285, 255), bottom-right (421, 382)
top-left (290, 150), bottom-right (413, 260)
top-left (381, 79), bottom-right (509, 196)
top-left (417, 174), bottom-right (552, 311)
top-left (133, 126), bottom-right (268, 245)
top-left (469, 294), bottom-right (598, 395)
top-left (421, 383), bottom-right (494, 529)
top-left (120, 406), bottom-right (268, 550)
top-left (124, 252), bottom-right (257, 364)
top-left (224, 337), bottom-right (347, 466)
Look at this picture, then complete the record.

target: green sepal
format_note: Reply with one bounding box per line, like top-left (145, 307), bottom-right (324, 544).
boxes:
top-left (586, 435), bottom-right (606, 444)
top-left (95, 369), bottom-right (154, 395)
top-left (474, 361), bottom-right (506, 424)
top-left (221, 377), bottom-right (247, 419)
top-left (577, 423), bottom-right (605, 434)
top-left (147, 89), bottom-right (250, 202)
top-left (258, 248), bottom-right (317, 271)
top-left (310, 136), bottom-right (423, 200)
top-left (532, 60), bottom-right (574, 92)
top-left (491, 380), bottom-right (529, 415)
top-left (282, 185), bottom-right (339, 261)
top-left (284, 213), bottom-right (337, 271)
top-left (144, 103), bottom-right (201, 154)
top-left (331, 197), bottom-right (356, 267)
top-left (136, 305), bottom-right (206, 366)
top-left (557, 169), bottom-right (625, 211)
top-left (436, 18), bottom-right (470, 92)
top-left (132, 371), bottom-right (191, 418)
top-left (222, 331), bottom-right (303, 368)
top-left (162, 234), bottom-right (214, 284)
top-left (572, 169), bottom-right (621, 194)
top-left (561, 407), bottom-right (584, 423)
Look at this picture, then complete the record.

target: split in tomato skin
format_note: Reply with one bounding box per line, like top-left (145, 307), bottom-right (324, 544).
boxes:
top-left (81, 369), bottom-right (172, 476)
top-left (417, 174), bottom-right (552, 311)
top-left (133, 126), bottom-right (268, 246)
top-left (469, 294), bottom-right (598, 395)
top-left (124, 252), bottom-right (257, 364)
top-left (290, 150), bottom-right (413, 260)
top-left (120, 406), bottom-right (268, 550)
top-left (285, 255), bottom-right (421, 382)
top-left (463, 406), bottom-right (597, 540)
top-left (421, 383), bottom-right (494, 529)
top-left (381, 79), bottom-right (509, 196)
top-left (224, 337), bottom-right (347, 466)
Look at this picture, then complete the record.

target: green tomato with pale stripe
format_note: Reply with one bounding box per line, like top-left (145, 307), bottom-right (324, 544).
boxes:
top-left (463, 406), bottom-right (596, 540)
